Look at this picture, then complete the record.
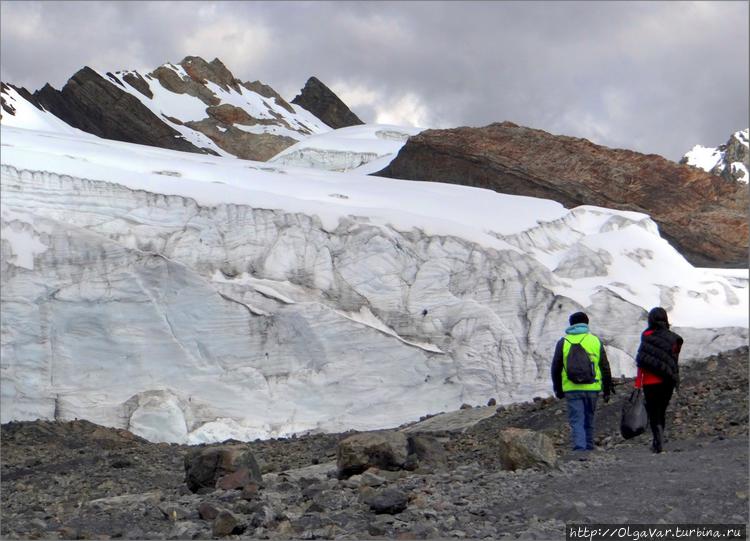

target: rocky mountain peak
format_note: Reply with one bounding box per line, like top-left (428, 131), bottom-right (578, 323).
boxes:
top-left (7, 57), bottom-right (332, 161)
top-left (179, 56), bottom-right (241, 93)
top-left (680, 128), bottom-right (749, 184)
top-left (292, 76), bottom-right (364, 129)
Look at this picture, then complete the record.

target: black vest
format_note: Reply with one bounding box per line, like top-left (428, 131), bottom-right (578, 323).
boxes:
top-left (635, 325), bottom-right (682, 385)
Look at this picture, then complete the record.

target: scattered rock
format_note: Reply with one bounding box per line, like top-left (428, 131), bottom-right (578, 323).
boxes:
top-left (360, 470), bottom-right (386, 487)
top-left (496, 428), bottom-right (557, 470)
top-left (240, 483), bottom-right (259, 500)
top-left (198, 502), bottom-right (219, 520)
top-left (364, 487), bottom-right (409, 515)
top-left (0, 347), bottom-right (746, 540)
top-left (407, 434), bottom-right (448, 473)
top-left (337, 431), bottom-right (409, 478)
top-left (216, 468), bottom-right (252, 490)
top-left (212, 510), bottom-right (243, 537)
top-left (184, 445), bottom-right (262, 493)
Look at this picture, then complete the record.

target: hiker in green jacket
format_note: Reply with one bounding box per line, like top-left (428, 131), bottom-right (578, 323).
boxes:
top-left (551, 312), bottom-right (614, 452)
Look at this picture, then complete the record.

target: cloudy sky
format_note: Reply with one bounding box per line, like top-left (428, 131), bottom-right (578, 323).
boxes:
top-left (1, 1), bottom-right (747, 160)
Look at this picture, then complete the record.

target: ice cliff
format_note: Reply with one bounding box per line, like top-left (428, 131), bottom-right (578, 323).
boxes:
top-left (1, 126), bottom-right (747, 444)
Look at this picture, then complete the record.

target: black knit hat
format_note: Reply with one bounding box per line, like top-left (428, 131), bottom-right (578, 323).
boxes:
top-left (569, 312), bottom-right (589, 326)
top-left (648, 307), bottom-right (670, 329)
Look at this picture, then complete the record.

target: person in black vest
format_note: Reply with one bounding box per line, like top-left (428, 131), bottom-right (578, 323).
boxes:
top-left (634, 307), bottom-right (683, 453)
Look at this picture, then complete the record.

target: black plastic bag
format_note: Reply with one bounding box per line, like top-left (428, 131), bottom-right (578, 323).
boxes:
top-left (620, 387), bottom-right (648, 439)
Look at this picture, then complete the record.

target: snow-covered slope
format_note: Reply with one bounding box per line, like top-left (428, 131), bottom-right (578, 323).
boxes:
top-left (2, 125), bottom-right (747, 444)
top-left (0, 83), bottom-right (84, 136)
top-left (268, 124), bottom-right (422, 173)
top-left (681, 129), bottom-right (749, 183)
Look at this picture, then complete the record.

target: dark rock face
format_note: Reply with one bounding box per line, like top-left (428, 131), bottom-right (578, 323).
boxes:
top-left (292, 76), bottom-right (364, 129)
top-left (33, 67), bottom-right (209, 154)
top-left (1, 82), bottom-right (44, 116)
top-left (377, 122), bottom-right (748, 267)
top-left (121, 72), bottom-right (153, 99)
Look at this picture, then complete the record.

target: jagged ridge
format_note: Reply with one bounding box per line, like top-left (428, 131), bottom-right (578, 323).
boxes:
top-left (2, 57), bottom-right (366, 161)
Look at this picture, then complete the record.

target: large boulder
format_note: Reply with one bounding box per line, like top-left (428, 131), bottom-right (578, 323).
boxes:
top-left (496, 427), bottom-right (557, 470)
top-left (184, 445), bottom-right (262, 493)
top-left (407, 434), bottom-right (448, 473)
top-left (336, 431), bottom-right (409, 477)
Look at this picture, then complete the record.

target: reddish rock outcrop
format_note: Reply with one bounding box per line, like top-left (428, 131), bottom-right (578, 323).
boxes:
top-left (242, 80), bottom-right (295, 114)
top-left (377, 122), bottom-right (748, 267)
top-left (182, 56), bottom-right (242, 94)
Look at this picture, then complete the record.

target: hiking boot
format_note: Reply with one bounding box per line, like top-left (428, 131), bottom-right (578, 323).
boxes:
top-left (565, 450), bottom-right (590, 462)
top-left (655, 426), bottom-right (664, 453)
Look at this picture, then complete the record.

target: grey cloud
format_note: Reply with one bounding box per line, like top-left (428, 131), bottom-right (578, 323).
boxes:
top-left (1, 0), bottom-right (747, 160)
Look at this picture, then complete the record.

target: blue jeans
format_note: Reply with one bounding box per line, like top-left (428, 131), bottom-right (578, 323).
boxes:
top-left (566, 391), bottom-right (598, 450)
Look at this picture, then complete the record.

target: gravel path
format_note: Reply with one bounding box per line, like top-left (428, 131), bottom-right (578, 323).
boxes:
top-left (1, 347), bottom-right (747, 540)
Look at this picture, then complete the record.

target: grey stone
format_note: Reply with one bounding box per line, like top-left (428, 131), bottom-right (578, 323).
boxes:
top-left (197, 502), bottom-right (219, 520)
top-left (212, 510), bottom-right (242, 537)
top-left (184, 445), bottom-right (262, 493)
top-left (337, 431), bottom-right (409, 478)
top-left (496, 428), bottom-right (557, 470)
top-left (408, 434), bottom-right (449, 472)
top-left (360, 470), bottom-right (386, 487)
top-left (364, 487), bottom-right (409, 515)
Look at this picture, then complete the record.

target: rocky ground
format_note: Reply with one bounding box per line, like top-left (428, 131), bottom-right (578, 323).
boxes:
top-left (2, 347), bottom-right (747, 540)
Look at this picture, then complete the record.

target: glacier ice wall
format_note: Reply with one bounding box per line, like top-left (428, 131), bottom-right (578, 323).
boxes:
top-left (1, 165), bottom-right (746, 443)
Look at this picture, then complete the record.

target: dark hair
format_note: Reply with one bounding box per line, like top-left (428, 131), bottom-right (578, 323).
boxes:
top-left (569, 312), bottom-right (589, 326)
top-left (647, 307), bottom-right (670, 329)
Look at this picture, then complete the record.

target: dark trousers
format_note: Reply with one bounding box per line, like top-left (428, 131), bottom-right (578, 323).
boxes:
top-left (643, 382), bottom-right (674, 451)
